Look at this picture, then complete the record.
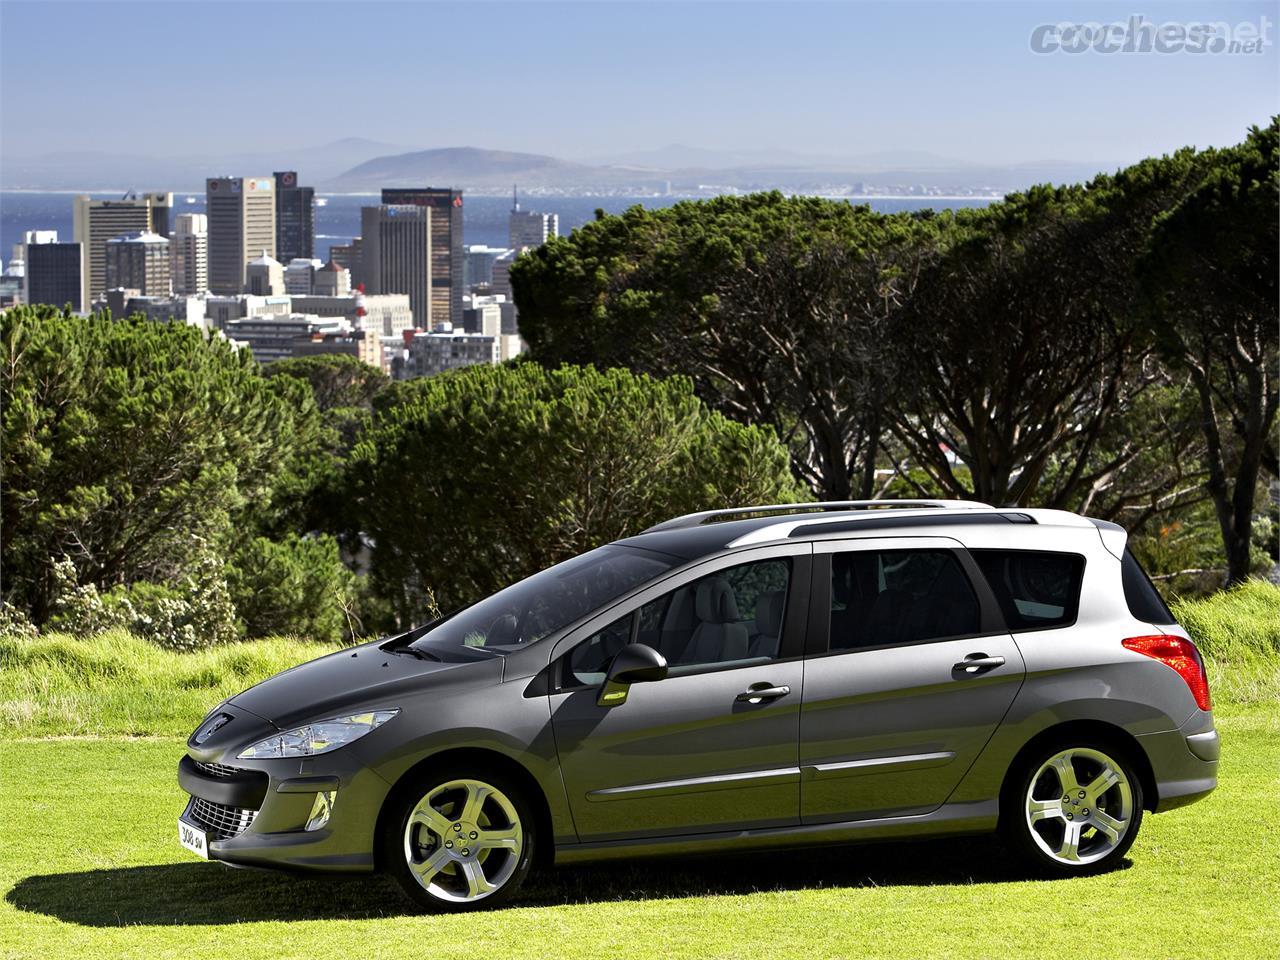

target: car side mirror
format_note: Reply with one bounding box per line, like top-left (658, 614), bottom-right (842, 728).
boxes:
top-left (597, 643), bottom-right (667, 708)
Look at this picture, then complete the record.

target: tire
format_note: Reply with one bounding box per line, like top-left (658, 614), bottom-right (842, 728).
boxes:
top-left (382, 765), bottom-right (537, 911)
top-left (1001, 740), bottom-right (1145, 877)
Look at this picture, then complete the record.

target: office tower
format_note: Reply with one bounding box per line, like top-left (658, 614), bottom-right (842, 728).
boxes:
top-left (490, 250), bottom-right (515, 299)
top-left (508, 187), bottom-right (558, 251)
top-left (379, 188), bottom-right (463, 327)
top-left (105, 232), bottom-right (171, 296)
top-left (206, 176), bottom-right (276, 295)
top-left (245, 253), bottom-right (285, 296)
top-left (361, 204), bottom-right (441, 328)
top-left (170, 214), bottom-right (208, 295)
top-left (25, 241), bottom-right (82, 311)
top-left (328, 238), bottom-right (363, 284)
top-left (274, 171), bottom-right (315, 262)
top-left (73, 192), bottom-right (173, 309)
top-left (464, 244), bottom-right (511, 290)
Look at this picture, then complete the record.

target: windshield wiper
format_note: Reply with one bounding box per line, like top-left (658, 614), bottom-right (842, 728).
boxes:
top-left (383, 643), bottom-right (441, 662)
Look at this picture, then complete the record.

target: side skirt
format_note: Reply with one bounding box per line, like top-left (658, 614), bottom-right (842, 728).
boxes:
top-left (552, 799), bottom-right (998, 865)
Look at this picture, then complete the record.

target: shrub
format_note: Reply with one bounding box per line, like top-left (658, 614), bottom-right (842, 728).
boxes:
top-left (0, 602), bottom-right (38, 639)
top-left (47, 552), bottom-right (239, 652)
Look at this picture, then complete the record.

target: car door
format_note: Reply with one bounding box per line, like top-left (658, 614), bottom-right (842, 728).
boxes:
top-left (549, 544), bottom-right (811, 843)
top-left (799, 537), bottom-right (1025, 823)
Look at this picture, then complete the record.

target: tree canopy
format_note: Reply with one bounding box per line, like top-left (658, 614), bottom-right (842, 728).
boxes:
top-left (348, 362), bottom-right (802, 622)
top-left (1, 307), bottom-right (316, 622)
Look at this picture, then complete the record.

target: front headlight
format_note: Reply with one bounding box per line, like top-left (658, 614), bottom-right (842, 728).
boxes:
top-left (237, 709), bottom-right (399, 759)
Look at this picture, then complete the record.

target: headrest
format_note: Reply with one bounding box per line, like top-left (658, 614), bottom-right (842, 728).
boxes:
top-left (487, 614), bottom-right (520, 644)
top-left (754, 590), bottom-right (785, 636)
top-left (662, 587), bottom-right (697, 631)
top-left (695, 577), bottom-right (740, 624)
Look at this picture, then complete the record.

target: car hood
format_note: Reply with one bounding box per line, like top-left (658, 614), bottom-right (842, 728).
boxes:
top-left (229, 640), bottom-right (502, 731)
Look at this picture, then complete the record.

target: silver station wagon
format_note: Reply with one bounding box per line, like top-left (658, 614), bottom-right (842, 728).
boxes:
top-left (178, 500), bottom-right (1218, 910)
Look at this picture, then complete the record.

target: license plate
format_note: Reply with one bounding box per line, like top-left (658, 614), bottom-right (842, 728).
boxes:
top-left (178, 818), bottom-right (208, 859)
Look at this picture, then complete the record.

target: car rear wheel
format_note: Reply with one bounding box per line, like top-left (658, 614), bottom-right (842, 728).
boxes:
top-left (1003, 743), bottom-right (1144, 876)
top-left (384, 768), bottom-right (536, 911)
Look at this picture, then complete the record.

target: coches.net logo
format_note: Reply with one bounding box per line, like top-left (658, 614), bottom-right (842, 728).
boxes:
top-left (1030, 14), bottom-right (1273, 54)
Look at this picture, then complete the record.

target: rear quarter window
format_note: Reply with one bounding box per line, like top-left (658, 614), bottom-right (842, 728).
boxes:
top-left (1121, 549), bottom-right (1176, 625)
top-left (972, 550), bottom-right (1085, 631)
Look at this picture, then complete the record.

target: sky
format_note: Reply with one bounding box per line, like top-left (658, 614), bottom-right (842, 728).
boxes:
top-left (1, 0), bottom-right (1277, 167)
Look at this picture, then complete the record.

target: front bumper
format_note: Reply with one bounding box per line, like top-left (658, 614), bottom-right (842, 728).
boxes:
top-left (178, 752), bottom-right (392, 872)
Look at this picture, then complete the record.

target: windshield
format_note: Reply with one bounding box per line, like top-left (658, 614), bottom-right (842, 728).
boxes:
top-left (407, 544), bottom-right (678, 658)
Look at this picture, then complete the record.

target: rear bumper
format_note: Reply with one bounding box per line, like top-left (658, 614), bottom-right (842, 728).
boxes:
top-left (1137, 710), bottom-right (1218, 813)
top-left (178, 753), bottom-right (390, 873)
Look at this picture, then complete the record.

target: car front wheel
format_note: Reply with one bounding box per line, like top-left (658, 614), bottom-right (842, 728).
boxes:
top-left (384, 768), bottom-right (536, 911)
top-left (1003, 743), bottom-right (1144, 876)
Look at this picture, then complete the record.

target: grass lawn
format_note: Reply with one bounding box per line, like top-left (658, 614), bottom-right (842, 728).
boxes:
top-left (1, 701), bottom-right (1276, 960)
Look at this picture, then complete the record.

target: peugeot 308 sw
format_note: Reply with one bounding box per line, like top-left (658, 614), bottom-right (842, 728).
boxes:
top-left (178, 500), bottom-right (1218, 910)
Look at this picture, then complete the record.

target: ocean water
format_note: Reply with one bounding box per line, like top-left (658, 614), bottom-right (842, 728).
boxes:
top-left (1, 192), bottom-right (992, 266)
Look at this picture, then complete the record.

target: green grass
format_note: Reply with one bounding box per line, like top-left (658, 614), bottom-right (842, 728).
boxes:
top-left (0, 702), bottom-right (1275, 960)
top-left (1172, 579), bottom-right (1280, 705)
top-left (0, 630), bottom-right (343, 737)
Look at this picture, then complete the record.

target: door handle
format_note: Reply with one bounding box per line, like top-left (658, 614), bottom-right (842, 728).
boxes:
top-left (953, 654), bottom-right (1006, 674)
top-left (736, 683), bottom-right (791, 704)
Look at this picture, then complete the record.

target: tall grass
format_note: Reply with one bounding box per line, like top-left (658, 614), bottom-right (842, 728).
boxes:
top-left (1, 582), bottom-right (1276, 737)
top-left (1171, 578), bottom-right (1280, 706)
top-left (0, 629), bottom-right (344, 737)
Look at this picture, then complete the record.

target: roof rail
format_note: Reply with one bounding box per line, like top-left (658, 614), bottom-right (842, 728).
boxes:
top-left (642, 499), bottom-right (993, 534)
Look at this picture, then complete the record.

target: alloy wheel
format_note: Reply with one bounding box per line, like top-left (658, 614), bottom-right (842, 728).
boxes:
top-left (403, 778), bottom-right (524, 903)
top-left (1024, 747), bottom-right (1134, 866)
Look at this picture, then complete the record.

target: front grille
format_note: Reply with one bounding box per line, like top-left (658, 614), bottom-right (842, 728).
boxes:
top-left (187, 796), bottom-right (257, 841)
top-left (193, 760), bottom-right (245, 779)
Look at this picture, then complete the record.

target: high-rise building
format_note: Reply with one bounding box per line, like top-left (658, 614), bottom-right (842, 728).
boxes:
top-left (206, 177), bottom-right (276, 295)
top-left (170, 213), bottom-right (208, 295)
top-left (328, 238), bottom-right (363, 284)
top-left (274, 171), bottom-right (315, 263)
top-left (73, 192), bottom-right (172, 309)
top-left (379, 188), bottom-right (463, 327)
top-left (508, 186), bottom-right (558, 251)
top-left (464, 244), bottom-right (511, 290)
top-left (105, 232), bottom-right (171, 296)
top-left (361, 204), bottom-right (439, 328)
top-left (490, 249), bottom-right (515, 300)
top-left (25, 240), bottom-right (82, 312)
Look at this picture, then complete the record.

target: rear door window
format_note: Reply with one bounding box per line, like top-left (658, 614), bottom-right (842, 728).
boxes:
top-left (972, 550), bottom-right (1084, 631)
top-left (829, 549), bottom-right (982, 650)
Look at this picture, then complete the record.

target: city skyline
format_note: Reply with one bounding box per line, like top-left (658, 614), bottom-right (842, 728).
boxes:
top-left (2, 1), bottom-right (1276, 174)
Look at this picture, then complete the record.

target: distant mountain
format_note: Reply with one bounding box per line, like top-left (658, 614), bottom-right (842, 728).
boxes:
top-left (0, 138), bottom-right (412, 192)
top-left (323, 146), bottom-right (661, 192)
top-left (1, 137), bottom-right (1115, 197)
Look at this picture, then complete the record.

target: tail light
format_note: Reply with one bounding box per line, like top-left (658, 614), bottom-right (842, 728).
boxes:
top-left (1122, 634), bottom-right (1211, 711)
